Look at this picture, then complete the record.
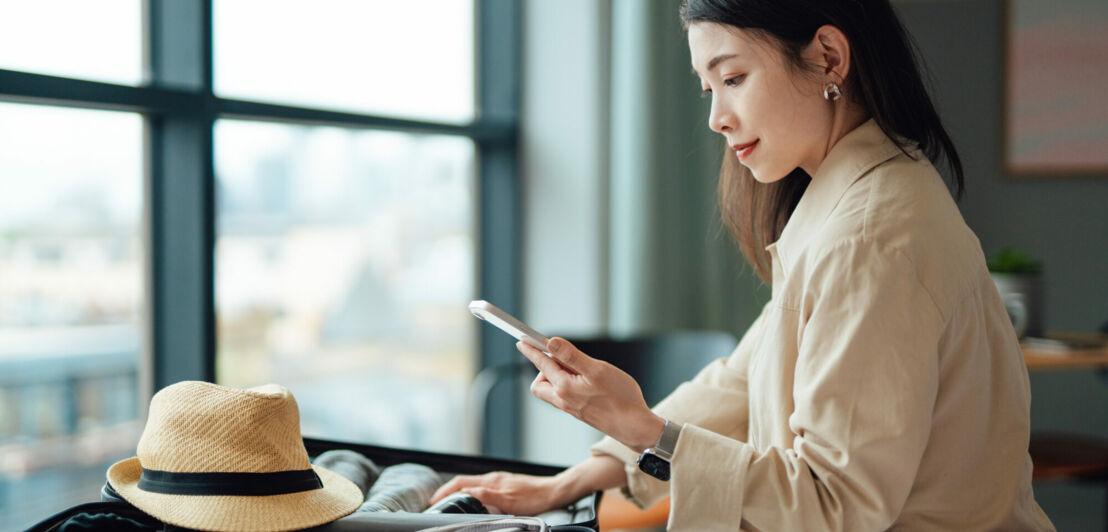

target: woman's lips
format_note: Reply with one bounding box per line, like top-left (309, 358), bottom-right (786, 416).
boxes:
top-left (732, 140), bottom-right (758, 161)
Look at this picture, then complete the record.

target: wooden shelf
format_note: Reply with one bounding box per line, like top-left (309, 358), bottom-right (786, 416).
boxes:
top-left (1024, 337), bottom-right (1108, 371)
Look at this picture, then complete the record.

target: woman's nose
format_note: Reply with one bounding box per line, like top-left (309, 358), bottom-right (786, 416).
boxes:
top-left (708, 98), bottom-right (735, 133)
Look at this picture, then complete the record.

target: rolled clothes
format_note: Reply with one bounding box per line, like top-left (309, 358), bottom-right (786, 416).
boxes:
top-left (424, 492), bottom-right (488, 514)
top-left (313, 449), bottom-right (383, 499)
top-left (359, 463), bottom-right (446, 513)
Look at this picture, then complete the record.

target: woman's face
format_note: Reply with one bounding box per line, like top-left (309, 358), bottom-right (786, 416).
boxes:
top-left (689, 22), bottom-right (833, 182)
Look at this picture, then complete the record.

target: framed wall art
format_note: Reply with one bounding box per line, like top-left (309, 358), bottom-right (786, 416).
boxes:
top-left (1003, 0), bottom-right (1108, 176)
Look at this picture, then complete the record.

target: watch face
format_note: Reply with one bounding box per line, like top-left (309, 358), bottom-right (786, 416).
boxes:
top-left (637, 451), bottom-right (671, 481)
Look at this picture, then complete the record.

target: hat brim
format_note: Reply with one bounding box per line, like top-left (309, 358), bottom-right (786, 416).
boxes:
top-left (107, 457), bottom-right (362, 532)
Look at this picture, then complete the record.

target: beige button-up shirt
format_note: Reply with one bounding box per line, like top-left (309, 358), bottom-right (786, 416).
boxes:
top-left (591, 120), bottom-right (1054, 531)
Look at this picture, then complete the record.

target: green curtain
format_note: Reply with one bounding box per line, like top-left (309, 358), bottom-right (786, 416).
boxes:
top-left (608, 0), bottom-right (769, 336)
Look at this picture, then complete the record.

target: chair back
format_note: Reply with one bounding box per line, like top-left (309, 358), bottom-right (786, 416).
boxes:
top-left (562, 331), bottom-right (738, 406)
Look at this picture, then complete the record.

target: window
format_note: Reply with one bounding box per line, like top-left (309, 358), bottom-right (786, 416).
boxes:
top-left (213, 0), bottom-right (475, 123)
top-left (0, 103), bottom-right (144, 529)
top-left (0, 1), bottom-right (143, 85)
top-left (0, 2), bottom-right (519, 529)
top-left (215, 121), bottom-right (477, 450)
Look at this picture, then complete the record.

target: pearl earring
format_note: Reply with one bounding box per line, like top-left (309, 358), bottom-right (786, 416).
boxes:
top-left (823, 82), bottom-right (842, 101)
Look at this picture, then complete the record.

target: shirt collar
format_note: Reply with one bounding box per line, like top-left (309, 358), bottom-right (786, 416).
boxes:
top-left (770, 119), bottom-right (910, 268)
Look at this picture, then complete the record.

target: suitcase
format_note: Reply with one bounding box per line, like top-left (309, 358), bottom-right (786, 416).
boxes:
top-left (27, 438), bottom-right (601, 532)
top-left (304, 437), bottom-right (601, 531)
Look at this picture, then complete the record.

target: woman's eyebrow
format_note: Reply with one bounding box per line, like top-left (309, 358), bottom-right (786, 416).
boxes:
top-left (691, 53), bottom-right (739, 75)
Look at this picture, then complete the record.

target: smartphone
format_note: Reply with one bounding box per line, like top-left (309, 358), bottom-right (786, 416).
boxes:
top-left (468, 300), bottom-right (550, 353)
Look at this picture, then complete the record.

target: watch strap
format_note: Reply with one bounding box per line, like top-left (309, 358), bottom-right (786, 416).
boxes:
top-left (652, 419), bottom-right (683, 459)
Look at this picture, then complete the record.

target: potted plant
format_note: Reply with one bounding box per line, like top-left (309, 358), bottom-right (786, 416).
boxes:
top-left (987, 247), bottom-right (1044, 339)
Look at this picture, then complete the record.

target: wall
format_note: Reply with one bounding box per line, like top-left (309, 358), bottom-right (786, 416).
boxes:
top-left (896, 1), bottom-right (1108, 529)
top-left (518, 0), bottom-right (612, 465)
top-left (519, 0), bottom-right (611, 338)
top-left (896, 0), bottom-right (1108, 331)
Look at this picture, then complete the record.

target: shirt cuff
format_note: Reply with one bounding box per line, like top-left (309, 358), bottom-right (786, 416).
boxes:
top-left (668, 424), bottom-right (754, 530)
top-left (589, 435), bottom-right (670, 509)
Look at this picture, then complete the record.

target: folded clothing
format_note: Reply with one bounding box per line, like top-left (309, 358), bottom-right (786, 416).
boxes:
top-left (424, 492), bottom-right (489, 514)
top-left (313, 449), bottom-right (383, 499)
top-left (359, 463), bottom-right (446, 513)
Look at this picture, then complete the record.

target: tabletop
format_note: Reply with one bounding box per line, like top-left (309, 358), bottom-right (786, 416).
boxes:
top-left (1023, 332), bottom-right (1108, 371)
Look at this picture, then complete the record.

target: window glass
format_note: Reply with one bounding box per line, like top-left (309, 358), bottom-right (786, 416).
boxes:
top-left (215, 120), bottom-right (476, 453)
top-left (0, 103), bottom-right (144, 530)
top-left (0, 0), bottom-right (143, 85)
top-left (214, 0), bottom-right (476, 124)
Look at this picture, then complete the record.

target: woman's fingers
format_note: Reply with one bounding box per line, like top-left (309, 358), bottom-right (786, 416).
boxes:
top-left (515, 340), bottom-right (548, 368)
top-left (529, 371), bottom-right (560, 407)
top-left (431, 475), bottom-right (513, 510)
top-left (516, 341), bottom-right (576, 379)
top-left (519, 338), bottom-right (602, 415)
top-left (545, 337), bottom-right (591, 376)
top-left (460, 486), bottom-right (509, 511)
top-left (518, 337), bottom-right (590, 376)
top-left (522, 338), bottom-right (658, 451)
top-left (428, 472), bottom-right (560, 516)
top-left (430, 474), bottom-right (481, 503)
top-left (522, 337), bottom-right (653, 441)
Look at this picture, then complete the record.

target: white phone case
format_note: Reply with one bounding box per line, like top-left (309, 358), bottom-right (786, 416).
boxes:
top-left (468, 300), bottom-right (550, 353)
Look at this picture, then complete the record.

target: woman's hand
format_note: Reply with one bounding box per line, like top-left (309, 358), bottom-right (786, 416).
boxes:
top-left (518, 337), bottom-right (665, 453)
top-left (429, 471), bottom-right (563, 516)
top-left (429, 455), bottom-right (628, 516)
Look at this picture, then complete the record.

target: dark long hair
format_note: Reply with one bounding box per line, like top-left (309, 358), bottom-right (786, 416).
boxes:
top-left (681, 0), bottom-right (964, 281)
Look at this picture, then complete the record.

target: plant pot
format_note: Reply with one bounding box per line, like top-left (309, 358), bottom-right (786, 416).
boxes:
top-left (990, 272), bottom-right (1044, 339)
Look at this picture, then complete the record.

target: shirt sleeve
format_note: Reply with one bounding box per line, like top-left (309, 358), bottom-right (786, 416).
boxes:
top-left (588, 303), bottom-right (768, 509)
top-left (668, 239), bottom-right (944, 531)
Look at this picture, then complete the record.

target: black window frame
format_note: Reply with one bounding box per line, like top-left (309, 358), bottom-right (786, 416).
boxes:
top-left (0, 0), bottom-right (524, 458)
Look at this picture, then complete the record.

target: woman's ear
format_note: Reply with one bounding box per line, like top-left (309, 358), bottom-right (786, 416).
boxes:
top-left (809, 24), bottom-right (852, 82)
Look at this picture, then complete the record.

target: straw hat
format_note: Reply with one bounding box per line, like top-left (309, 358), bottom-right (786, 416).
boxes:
top-left (107, 381), bottom-right (361, 531)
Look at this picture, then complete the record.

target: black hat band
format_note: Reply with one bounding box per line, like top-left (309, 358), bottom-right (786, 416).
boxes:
top-left (138, 467), bottom-right (323, 496)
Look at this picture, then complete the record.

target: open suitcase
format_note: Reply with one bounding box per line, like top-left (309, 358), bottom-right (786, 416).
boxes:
top-left (304, 437), bottom-right (601, 531)
top-left (28, 438), bottom-right (601, 532)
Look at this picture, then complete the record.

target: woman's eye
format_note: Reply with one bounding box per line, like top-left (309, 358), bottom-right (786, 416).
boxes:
top-left (700, 87), bottom-right (712, 99)
top-left (723, 74), bottom-right (746, 87)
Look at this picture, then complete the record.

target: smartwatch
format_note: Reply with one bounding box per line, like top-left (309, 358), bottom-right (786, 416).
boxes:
top-left (637, 419), bottom-right (683, 481)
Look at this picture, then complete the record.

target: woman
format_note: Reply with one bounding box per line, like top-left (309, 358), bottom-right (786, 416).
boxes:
top-left (433, 1), bottom-right (1054, 529)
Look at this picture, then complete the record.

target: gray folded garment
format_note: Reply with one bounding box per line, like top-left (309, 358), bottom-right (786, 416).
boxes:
top-left (313, 449), bottom-right (383, 499)
top-left (359, 463), bottom-right (446, 513)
